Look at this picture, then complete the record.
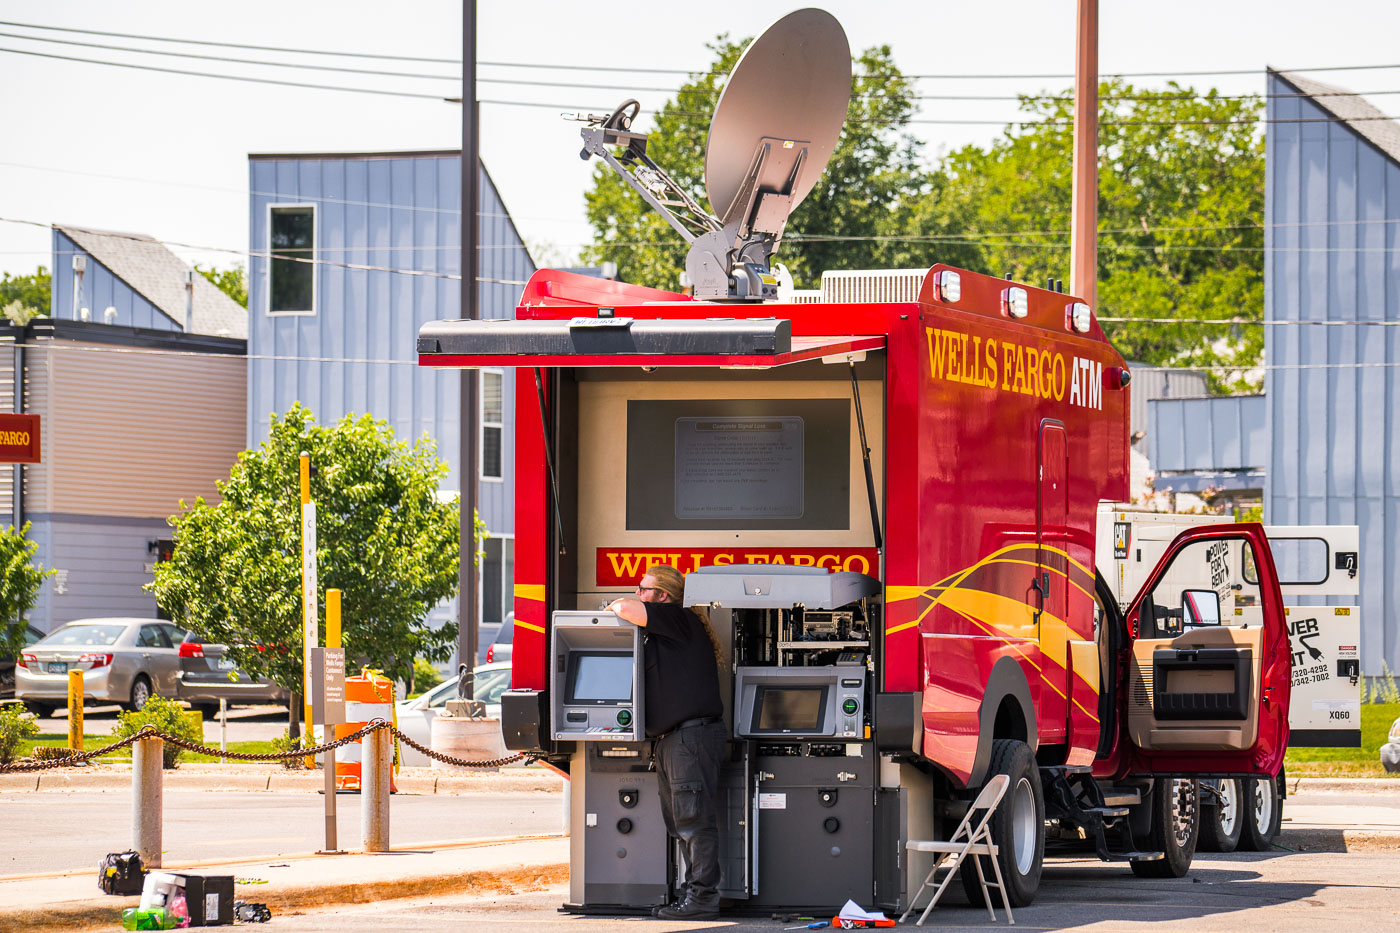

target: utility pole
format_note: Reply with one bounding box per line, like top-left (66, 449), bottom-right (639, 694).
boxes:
top-left (459, 0), bottom-right (480, 685)
top-left (1070, 0), bottom-right (1099, 308)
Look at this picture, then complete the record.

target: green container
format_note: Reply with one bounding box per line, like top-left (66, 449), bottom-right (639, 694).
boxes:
top-left (121, 906), bottom-right (178, 930)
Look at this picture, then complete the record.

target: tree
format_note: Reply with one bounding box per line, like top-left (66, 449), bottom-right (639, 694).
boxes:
top-left (921, 81), bottom-right (1264, 391)
top-left (581, 38), bottom-right (937, 289)
top-left (148, 404), bottom-right (468, 706)
top-left (194, 263), bottom-right (248, 309)
top-left (0, 522), bottom-right (54, 661)
top-left (0, 267), bottom-right (51, 324)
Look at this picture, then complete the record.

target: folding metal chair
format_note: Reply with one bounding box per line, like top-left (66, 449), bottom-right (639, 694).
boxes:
top-left (899, 772), bottom-right (1014, 926)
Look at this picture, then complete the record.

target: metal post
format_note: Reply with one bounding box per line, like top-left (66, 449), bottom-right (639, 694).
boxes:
top-left (361, 726), bottom-right (391, 852)
top-left (323, 589), bottom-right (342, 854)
top-left (300, 450), bottom-right (318, 768)
top-left (459, 0), bottom-right (481, 685)
top-left (132, 736), bottom-right (163, 868)
top-left (561, 778), bottom-right (571, 836)
top-left (1069, 0), bottom-right (1099, 308)
top-left (219, 698), bottom-right (227, 762)
top-left (67, 669), bottom-right (82, 751)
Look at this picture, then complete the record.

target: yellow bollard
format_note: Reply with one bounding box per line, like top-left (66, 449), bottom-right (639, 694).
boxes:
top-left (327, 589), bottom-right (341, 651)
top-left (67, 669), bottom-right (83, 751)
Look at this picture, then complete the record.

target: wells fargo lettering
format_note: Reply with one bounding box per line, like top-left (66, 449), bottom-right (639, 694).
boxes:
top-left (595, 547), bottom-right (879, 586)
top-left (0, 431), bottom-right (30, 446)
top-left (926, 327), bottom-right (1102, 410)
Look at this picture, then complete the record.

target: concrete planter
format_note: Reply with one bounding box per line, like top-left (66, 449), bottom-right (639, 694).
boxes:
top-left (430, 716), bottom-right (507, 772)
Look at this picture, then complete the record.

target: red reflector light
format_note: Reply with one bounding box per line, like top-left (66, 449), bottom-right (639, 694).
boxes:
top-left (179, 641), bottom-right (204, 658)
top-left (78, 652), bottom-right (114, 669)
top-left (485, 645), bottom-right (494, 663)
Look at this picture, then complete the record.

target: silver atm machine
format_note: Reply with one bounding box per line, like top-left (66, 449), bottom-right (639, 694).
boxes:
top-left (552, 611), bottom-right (668, 910)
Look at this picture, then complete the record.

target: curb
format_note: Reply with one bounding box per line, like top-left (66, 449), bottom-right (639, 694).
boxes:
top-left (1279, 826), bottom-right (1400, 852)
top-left (0, 767), bottom-right (564, 795)
top-left (1290, 777), bottom-right (1400, 795)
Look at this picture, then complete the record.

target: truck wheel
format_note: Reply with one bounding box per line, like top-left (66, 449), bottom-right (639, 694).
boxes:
top-left (1131, 778), bottom-right (1199, 878)
top-left (1198, 778), bottom-right (1242, 853)
top-left (959, 739), bottom-right (1044, 908)
top-left (1237, 774), bottom-right (1282, 851)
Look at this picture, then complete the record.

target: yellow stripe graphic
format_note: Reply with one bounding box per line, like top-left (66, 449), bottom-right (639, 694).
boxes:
top-left (514, 619), bottom-right (546, 634)
top-left (514, 584), bottom-right (545, 602)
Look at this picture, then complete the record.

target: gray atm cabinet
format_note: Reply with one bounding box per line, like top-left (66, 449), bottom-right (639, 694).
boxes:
top-left (568, 742), bottom-right (670, 909)
top-left (551, 610), bottom-right (645, 742)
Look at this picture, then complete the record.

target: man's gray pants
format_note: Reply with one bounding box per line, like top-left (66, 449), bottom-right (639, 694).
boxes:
top-left (654, 721), bottom-right (727, 908)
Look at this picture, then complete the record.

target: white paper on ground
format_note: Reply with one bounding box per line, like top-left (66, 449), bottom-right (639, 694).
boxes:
top-left (837, 898), bottom-right (888, 921)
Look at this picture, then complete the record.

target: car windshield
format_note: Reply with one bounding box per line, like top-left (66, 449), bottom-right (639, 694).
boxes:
top-left (40, 624), bottom-right (126, 646)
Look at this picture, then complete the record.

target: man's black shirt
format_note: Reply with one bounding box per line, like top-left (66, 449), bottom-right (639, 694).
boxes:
top-left (642, 602), bottom-right (723, 736)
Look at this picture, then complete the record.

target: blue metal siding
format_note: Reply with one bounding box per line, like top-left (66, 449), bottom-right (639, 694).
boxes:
top-left (1265, 72), bottom-right (1400, 675)
top-left (247, 154), bottom-right (531, 540)
top-left (49, 232), bottom-right (182, 332)
top-left (1148, 395), bottom-right (1267, 474)
top-left (27, 515), bottom-right (167, 635)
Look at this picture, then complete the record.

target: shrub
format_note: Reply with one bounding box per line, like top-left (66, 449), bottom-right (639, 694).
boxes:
top-left (114, 695), bottom-right (202, 768)
top-left (271, 729), bottom-right (309, 770)
top-left (1363, 662), bottom-right (1400, 705)
top-left (413, 657), bottom-right (443, 693)
top-left (0, 703), bottom-right (38, 764)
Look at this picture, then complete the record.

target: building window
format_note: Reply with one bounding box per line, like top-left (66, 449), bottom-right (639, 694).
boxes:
top-left (269, 204), bottom-right (315, 314)
top-left (481, 370), bottom-right (503, 480)
top-left (481, 535), bottom-right (515, 628)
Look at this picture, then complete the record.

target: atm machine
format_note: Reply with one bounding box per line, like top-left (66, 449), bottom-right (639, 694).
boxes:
top-left (547, 566), bottom-right (883, 913)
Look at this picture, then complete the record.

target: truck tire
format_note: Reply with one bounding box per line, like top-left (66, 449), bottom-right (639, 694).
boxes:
top-left (959, 739), bottom-right (1044, 908)
top-left (1237, 774), bottom-right (1282, 851)
top-left (1130, 778), bottom-right (1199, 878)
top-left (1198, 778), bottom-right (1242, 853)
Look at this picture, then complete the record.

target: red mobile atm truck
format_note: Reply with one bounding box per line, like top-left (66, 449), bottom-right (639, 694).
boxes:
top-left (417, 264), bottom-right (1291, 911)
top-left (417, 9), bottom-right (1290, 914)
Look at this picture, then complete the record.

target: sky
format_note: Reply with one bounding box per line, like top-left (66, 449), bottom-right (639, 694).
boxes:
top-left (2, 0), bottom-right (1399, 284)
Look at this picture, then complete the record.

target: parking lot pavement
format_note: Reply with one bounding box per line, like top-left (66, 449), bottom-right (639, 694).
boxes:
top-left (51, 704), bottom-right (291, 743)
top-left (253, 848), bottom-right (1400, 932)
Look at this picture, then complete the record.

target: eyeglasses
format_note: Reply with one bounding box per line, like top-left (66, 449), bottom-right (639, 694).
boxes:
top-left (635, 585), bottom-right (660, 595)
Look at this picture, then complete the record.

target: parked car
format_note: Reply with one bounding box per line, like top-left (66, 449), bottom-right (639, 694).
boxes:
top-left (0, 625), bottom-right (42, 699)
top-left (176, 632), bottom-right (289, 713)
top-left (395, 661), bottom-right (511, 766)
top-left (484, 613), bottom-right (514, 664)
top-left (17, 618), bottom-right (187, 714)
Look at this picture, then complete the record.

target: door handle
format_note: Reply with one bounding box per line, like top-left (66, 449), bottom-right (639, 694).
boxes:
top-left (1030, 572), bottom-right (1049, 624)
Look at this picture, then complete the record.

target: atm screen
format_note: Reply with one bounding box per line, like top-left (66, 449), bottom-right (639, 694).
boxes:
top-left (753, 686), bottom-right (827, 733)
top-left (567, 652), bottom-right (634, 703)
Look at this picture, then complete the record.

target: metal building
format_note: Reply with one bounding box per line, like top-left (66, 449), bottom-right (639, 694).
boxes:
top-left (246, 151), bottom-right (535, 654)
top-left (1264, 70), bottom-right (1400, 677)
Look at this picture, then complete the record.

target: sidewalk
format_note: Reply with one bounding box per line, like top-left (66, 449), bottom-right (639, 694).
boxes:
top-left (0, 835), bottom-right (568, 932)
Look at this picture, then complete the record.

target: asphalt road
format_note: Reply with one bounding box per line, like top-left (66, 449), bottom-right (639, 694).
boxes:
top-left (259, 848), bottom-right (1400, 932)
top-left (0, 789), bottom-right (563, 876)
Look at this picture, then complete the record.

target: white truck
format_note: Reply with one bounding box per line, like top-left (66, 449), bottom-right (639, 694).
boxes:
top-left (1096, 506), bottom-right (1361, 851)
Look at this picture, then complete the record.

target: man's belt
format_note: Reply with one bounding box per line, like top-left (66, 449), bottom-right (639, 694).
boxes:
top-left (657, 715), bottom-right (722, 738)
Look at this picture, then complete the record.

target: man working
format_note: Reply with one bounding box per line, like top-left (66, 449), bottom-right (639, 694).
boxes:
top-left (608, 564), bottom-right (726, 921)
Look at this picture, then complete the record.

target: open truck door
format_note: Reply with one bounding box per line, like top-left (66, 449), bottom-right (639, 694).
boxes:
top-left (1121, 523), bottom-right (1290, 777)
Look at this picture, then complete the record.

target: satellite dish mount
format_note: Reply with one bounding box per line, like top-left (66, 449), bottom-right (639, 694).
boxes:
top-left (572, 9), bottom-right (851, 301)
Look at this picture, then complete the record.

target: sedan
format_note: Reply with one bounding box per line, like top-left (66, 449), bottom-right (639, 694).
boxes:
top-left (1, 625), bottom-right (41, 698)
top-left (395, 661), bottom-right (512, 767)
top-left (16, 618), bottom-right (187, 715)
top-left (175, 633), bottom-right (288, 713)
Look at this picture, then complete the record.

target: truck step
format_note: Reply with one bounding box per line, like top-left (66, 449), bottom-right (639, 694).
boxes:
top-left (1081, 806), bottom-right (1129, 818)
top-left (1100, 790), bottom-right (1143, 808)
top-left (1125, 851), bottom-right (1165, 862)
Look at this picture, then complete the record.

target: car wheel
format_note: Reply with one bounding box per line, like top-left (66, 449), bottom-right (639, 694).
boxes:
top-left (959, 738), bottom-right (1044, 908)
top-left (127, 676), bottom-right (153, 712)
top-left (1131, 778), bottom-right (1199, 878)
top-left (1198, 778), bottom-right (1243, 853)
top-left (1238, 773), bottom-right (1283, 852)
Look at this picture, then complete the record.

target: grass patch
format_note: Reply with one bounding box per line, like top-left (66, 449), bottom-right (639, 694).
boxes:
top-left (17, 733), bottom-right (282, 764)
top-left (1285, 702), bottom-right (1399, 777)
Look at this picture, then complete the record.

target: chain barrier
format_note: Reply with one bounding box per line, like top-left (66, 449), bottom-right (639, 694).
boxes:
top-left (0, 720), bottom-right (537, 773)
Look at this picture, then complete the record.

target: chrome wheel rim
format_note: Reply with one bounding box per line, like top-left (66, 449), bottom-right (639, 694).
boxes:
top-left (1010, 776), bottom-right (1037, 875)
top-left (1253, 778), bottom-right (1274, 833)
top-left (1170, 779), bottom-right (1195, 848)
top-left (1218, 779), bottom-right (1239, 836)
top-left (132, 680), bottom-right (150, 710)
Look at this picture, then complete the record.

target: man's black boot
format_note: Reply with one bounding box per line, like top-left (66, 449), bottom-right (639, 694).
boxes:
top-left (657, 898), bottom-right (720, 921)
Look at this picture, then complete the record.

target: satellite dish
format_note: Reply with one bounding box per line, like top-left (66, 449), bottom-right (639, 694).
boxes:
top-left (571, 8), bottom-right (852, 300)
top-left (705, 9), bottom-right (852, 226)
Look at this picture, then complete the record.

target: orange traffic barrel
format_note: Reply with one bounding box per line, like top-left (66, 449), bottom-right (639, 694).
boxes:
top-left (334, 669), bottom-right (400, 793)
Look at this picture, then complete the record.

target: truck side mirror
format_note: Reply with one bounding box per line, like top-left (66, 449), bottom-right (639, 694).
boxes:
top-left (1181, 589), bottom-right (1222, 627)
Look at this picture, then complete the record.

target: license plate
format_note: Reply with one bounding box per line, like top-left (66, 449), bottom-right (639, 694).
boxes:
top-left (46, 662), bottom-right (67, 674)
top-left (216, 658), bottom-right (236, 670)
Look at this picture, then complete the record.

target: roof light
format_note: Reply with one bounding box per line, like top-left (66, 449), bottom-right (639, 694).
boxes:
top-left (1002, 286), bottom-right (1029, 318)
top-left (1068, 302), bottom-right (1092, 333)
top-left (935, 270), bottom-right (961, 303)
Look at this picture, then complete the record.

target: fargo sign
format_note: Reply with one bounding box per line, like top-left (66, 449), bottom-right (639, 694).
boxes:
top-left (596, 546), bottom-right (880, 586)
top-left (0, 413), bottom-right (40, 464)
